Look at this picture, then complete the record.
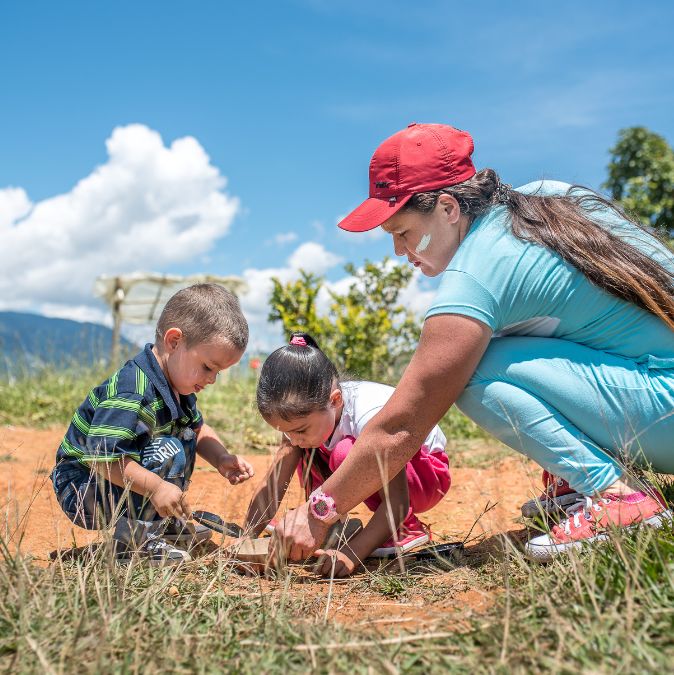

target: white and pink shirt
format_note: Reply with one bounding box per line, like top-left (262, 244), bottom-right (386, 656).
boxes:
top-left (324, 380), bottom-right (447, 455)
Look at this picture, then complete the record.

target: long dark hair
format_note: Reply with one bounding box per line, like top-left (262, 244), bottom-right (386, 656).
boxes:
top-left (257, 331), bottom-right (338, 497)
top-left (403, 170), bottom-right (674, 331)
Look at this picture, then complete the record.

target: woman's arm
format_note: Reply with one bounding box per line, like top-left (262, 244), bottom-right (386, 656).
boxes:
top-left (272, 314), bottom-right (491, 561)
top-left (321, 314), bottom-right (491, 513)
top-left (244, 439), bottom-right (302, 537)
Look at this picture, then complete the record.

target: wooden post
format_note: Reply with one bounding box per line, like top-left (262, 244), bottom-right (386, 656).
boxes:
top-left (110, 277), bottom-right (124, 366)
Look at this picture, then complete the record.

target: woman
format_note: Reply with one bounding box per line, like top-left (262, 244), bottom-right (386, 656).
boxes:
top-left (271, 122), bottom-right (674, 565)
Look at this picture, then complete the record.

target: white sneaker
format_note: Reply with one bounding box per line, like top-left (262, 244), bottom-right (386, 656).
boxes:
top-left (115, 536), bottom-right (192, 566)
top-left (524, 491), bottom-right (672, 563)
top-left (161, 517), bottom-right (213, 545)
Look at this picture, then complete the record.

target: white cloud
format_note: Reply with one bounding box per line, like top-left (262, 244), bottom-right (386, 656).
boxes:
top-left (39, 303), bottom-right (112, 326)
top-left (270, 231), bottom-right (298, 245)
top-left (287, 242), bottom-right (343, 275)
top-left (1, 125), bottom-right (433, 357)
top-left (239, 242), bottom-right (344, 352)
top-left (0, 124), bottom-right (238, 314)
top-left (398, 269), bottom-right (437, 315)
top-left (0, 187), bottom-right (32, 229)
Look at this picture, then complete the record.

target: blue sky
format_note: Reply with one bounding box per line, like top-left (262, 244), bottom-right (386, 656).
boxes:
top-left (2, 0), bottom-right (674, 350)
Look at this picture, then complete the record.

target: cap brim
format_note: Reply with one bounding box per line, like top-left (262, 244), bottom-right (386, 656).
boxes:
top-left (337, 194), bottom-right (412, 233)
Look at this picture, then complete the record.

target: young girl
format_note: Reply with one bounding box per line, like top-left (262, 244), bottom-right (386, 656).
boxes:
top-left (244, 332), bottom-right (450, 577)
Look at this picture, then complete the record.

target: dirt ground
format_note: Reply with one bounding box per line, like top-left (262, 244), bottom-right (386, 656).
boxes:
top-left (0, 425), bottom-right (543, 627)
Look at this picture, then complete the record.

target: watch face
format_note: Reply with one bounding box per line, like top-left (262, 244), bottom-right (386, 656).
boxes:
top-left (309, 488), bottom-right (337, 522)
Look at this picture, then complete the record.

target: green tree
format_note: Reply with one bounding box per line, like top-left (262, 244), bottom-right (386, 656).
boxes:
top-left (268, 270), bottom-right (331, 338)
top-left (603, 126), bottom-right (674, 232)
top-left (268, 258), bottom-right (420, 381)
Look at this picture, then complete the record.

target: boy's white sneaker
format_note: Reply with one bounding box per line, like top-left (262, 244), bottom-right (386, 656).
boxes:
top-left (115, 536), bottom-right (192, 566)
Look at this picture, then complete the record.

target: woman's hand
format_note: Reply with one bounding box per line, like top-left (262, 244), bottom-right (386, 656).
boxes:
top-left (268, 501), bottom-right (330, 565)
top-left (150, 480), bottom-right (192, 519)
top-left (313, 547), bottom-right (360, 578)
top-left (218, 454), bottom-right (255, 485)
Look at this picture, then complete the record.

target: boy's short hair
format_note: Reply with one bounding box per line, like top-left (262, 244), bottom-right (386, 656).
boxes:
top-left (155, 283), bottom-right (249, 352)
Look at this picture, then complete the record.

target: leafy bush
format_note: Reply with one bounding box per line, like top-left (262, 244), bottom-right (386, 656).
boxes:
top-left (268, 259), bottom-right (420, 381)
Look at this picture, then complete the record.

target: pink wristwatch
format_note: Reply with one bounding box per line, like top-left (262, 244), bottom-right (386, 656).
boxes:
top-left (308, 487), bottom-right (341, 524)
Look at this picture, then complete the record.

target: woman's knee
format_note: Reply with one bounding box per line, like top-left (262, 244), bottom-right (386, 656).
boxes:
top-left (455, 379), bottom-right (492, 427)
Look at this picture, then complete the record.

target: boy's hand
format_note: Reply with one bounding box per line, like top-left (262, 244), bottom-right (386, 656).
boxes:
top-left (218, 454), bottom-right (255, 485)
top-left (150, 481), bottom-right (192, 519)
top-left (313, 547), bottom-right (360, 578)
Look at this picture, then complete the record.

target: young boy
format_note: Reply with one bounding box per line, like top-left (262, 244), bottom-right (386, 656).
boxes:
top-left (51, 283), bottom-right (254, 565)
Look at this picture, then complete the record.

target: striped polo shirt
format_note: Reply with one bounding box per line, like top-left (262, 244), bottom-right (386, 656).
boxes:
top-left (55, 343), bottom-right (203, 473)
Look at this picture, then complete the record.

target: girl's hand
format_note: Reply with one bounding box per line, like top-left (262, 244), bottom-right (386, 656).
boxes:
top-left (150, 481), bottom-right (192, 519)
top-left (268, 502), bottom-right (330, 565)
top-left (218, 454), bottom-right (255, 485)
top-left (313, 547), bottom-right (360, 578)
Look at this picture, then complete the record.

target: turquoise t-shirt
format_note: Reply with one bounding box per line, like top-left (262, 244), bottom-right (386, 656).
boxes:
top-left (425, 180), bottom-right (674, 369)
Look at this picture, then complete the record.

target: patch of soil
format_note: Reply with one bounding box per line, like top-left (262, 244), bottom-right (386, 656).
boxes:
top-left (0, 425), bottom-right (543, 628)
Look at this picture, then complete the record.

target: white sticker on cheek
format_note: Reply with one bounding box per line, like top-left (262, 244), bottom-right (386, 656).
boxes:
top-left (415, 233), bottom-right (432, 254)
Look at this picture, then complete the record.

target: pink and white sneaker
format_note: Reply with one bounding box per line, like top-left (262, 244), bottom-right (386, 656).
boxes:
top-left (525, 490), bottom-right (672, 562)
top-left (520, 470), bottom-right (580, 518)
top-left (370, 513), bottom-right (431, 558)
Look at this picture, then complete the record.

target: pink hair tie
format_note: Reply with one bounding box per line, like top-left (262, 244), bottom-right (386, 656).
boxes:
top-left (290, 335), bottom-right (307, 347)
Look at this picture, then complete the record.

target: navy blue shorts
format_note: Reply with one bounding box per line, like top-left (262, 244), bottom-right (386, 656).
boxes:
top-left (52, 434), bottom-right (196, 530)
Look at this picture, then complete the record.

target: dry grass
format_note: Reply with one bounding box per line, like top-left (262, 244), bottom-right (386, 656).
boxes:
top-left (2, 369), bottom-right (673, 672)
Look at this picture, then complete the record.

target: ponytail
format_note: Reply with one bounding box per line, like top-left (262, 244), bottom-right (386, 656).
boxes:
top-left (256, 331), bottom-right (340, 421)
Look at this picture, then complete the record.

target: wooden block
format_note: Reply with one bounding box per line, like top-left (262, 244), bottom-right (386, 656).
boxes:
top-left (225, 536), bottom-right (270, 565)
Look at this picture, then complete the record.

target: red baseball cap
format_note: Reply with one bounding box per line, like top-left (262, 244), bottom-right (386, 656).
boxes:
top-left (338, 123), bottom-right (476, 233)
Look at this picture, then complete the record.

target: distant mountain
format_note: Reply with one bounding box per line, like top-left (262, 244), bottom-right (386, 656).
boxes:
top-left (0, 312), bottom-right (138, 375)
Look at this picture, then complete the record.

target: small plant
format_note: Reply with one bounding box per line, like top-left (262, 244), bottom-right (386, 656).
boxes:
top-left (369, 571), bottom-right (416, 599)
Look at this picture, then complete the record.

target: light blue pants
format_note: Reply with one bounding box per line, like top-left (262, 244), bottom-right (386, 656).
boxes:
top-left (456, 337), bottom-right (674, 495)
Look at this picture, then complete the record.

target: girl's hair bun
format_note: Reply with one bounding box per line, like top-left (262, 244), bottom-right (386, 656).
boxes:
top-left (289, 331), bottom-right (320, 349)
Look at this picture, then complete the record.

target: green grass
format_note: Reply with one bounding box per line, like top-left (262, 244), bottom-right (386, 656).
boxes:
top-left (0, 364), bottom-right (110, 428)
top-left (0, 366), bottom-right (493, 458)
top-left (1, 495), bottom-right (673, 672)
top-left (1, 366), bottom-right (674, 671)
